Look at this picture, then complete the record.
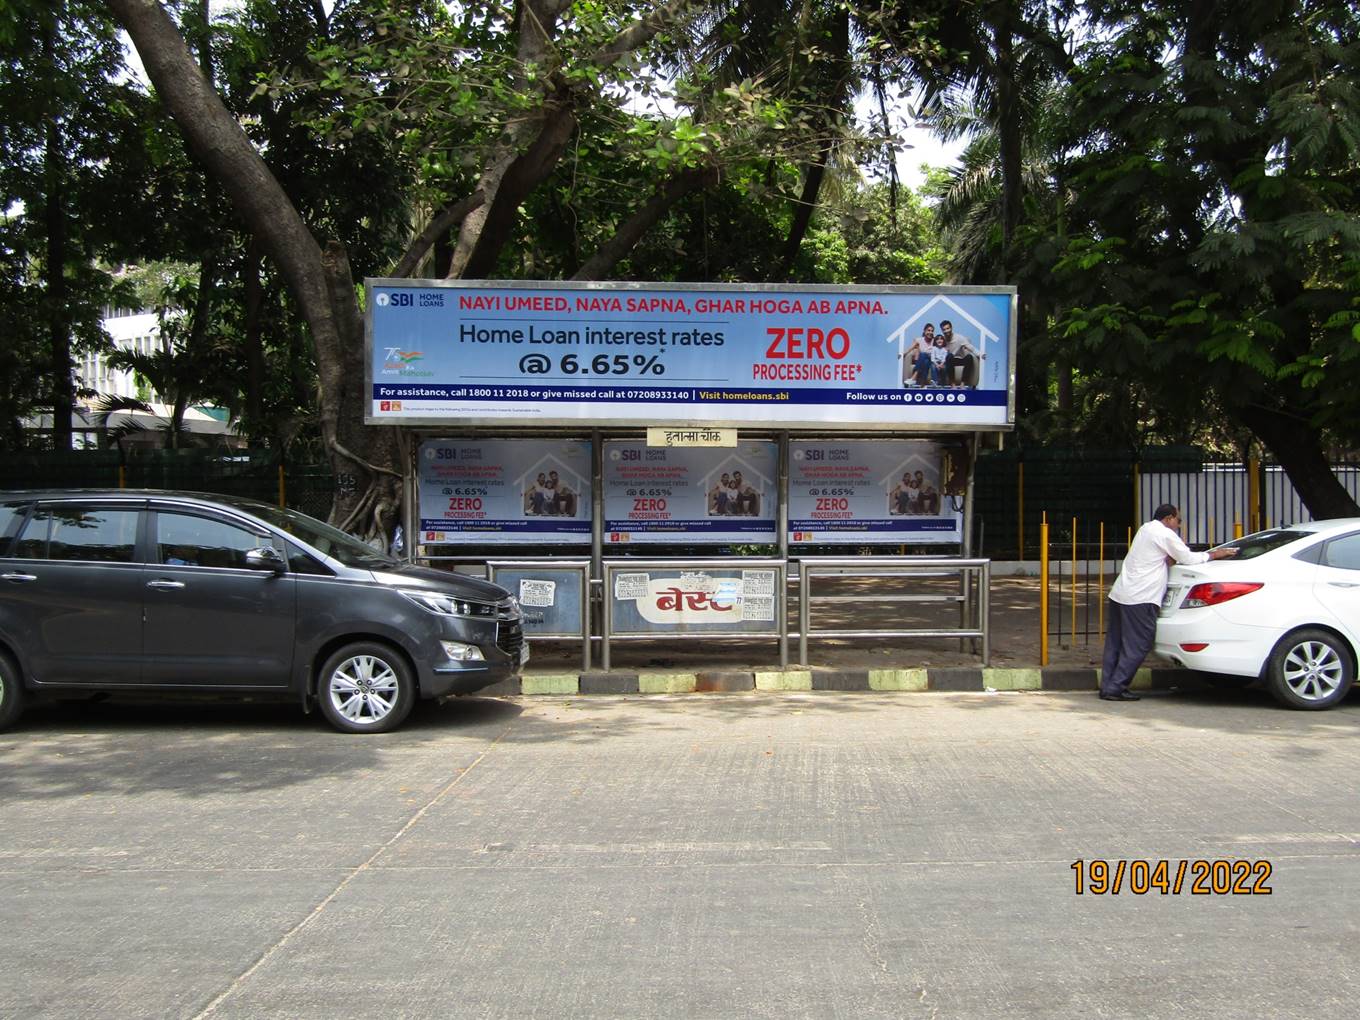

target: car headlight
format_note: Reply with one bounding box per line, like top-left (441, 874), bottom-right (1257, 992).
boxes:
top-left (440, 641), bottom-right (485, 662)
top-left (399, 589), bottom-right (497, 618)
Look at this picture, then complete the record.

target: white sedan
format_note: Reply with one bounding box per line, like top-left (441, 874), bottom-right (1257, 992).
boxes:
top-left (1155, 519), bottom-right (1360, 709)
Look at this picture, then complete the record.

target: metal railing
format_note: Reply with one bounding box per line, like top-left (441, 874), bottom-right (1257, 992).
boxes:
top-left (487, 559), bottom-right (592, 672)
top-left (795, 557), bottom-right (991, 667)
top-left (601, 558), bottom-right (787, 671)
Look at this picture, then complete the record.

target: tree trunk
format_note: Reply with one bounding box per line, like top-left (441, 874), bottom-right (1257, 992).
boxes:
top-left (241, 242), bottom-right (265, 436)
top-left (448, 0), bottom-right (698, 280)
top-left (991, 7), bottom-right (1023, 281)
top-left (571, 166), bottom-right (718, 281)
top-left (1235, 403), bottom-right (1360, 520)
top-left (43, 15), bottom-right (73, 451)
top-left (110, 0), bottom-right (394, 538)
top-left (774, 156), bottom-right (828, 282)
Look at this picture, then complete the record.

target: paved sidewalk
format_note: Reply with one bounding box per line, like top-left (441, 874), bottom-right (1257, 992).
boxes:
top-left (5, 691), bottom-right (1358, 1018)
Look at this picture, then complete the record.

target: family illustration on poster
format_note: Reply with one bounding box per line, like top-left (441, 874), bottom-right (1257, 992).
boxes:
top-left (704, 456), bottom-right (767, 517)
top-left (518, 457), bottom-right (583, 517)
top-left (884, 295), bottom-right (999, 390)
top-left (881, 450), bottom-right (943, 516)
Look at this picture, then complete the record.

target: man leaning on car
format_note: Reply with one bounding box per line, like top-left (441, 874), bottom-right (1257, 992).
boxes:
top-left (1100, 503), bottom-right (1239, 701)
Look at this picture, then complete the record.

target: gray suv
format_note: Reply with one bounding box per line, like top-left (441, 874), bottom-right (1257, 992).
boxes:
top-left (0, 490), bottom-right (525, 733)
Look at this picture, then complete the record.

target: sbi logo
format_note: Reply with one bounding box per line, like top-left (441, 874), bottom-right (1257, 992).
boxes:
top-left (376, 291), bottom-right (443, 308)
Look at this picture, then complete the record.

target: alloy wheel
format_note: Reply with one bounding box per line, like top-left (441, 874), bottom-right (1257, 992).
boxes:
top-left (1280, 640), bottom-right (1345, 702)
top-left (327, 654), bottom-right (400, 725)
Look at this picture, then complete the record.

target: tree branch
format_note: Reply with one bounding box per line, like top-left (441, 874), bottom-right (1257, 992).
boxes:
top-left (571, 166), bottom-right (719, 280)
top-left (391, 190), bottom-right (484, 278)
top-left (331, 438), bottom-right (403, 479)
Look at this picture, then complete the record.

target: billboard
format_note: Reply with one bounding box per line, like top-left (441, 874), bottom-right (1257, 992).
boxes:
top-left (602, 440), bottom-right (778, 545)
top-left (788, 439), bottom-right (965, 545)
top-left (367, 280), bottom-right (1015, 430)
top-left (416, 438), bottom-right (591, 544)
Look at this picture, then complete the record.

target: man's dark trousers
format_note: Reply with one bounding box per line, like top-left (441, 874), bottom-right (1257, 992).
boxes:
top-left (1101, 600), bottom-right (1160, 695)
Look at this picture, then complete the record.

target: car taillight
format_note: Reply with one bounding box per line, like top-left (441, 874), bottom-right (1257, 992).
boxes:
top-left (1181, 581), bottom-right (1263, 608)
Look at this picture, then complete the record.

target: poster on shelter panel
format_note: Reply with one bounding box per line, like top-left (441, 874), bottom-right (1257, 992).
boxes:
top-left (603, 440), bottom-right (778, 544)
top-left (367, 280), bottom-right (1014, 429)
top-left (417, 438), bottom-right (591, 544)
top-left (788, 439), bottom-right (965, 545)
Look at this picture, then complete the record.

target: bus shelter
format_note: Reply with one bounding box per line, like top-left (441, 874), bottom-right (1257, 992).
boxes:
top-left (367, 280), bottom-right (1016, 670)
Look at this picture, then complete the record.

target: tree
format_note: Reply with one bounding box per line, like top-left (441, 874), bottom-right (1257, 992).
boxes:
top-left (1049, 0), bottom-right (1360, 516)
top-left (109, 0), bottom-right (719, 540)
top-left (0, 0), bottom-right (149, 448)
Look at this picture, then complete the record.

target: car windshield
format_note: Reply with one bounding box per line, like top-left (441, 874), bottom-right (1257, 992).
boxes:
top-left (1221, 528), bottom-right (1312, 560)
top-left (238, 502), bottom-right (398, 570)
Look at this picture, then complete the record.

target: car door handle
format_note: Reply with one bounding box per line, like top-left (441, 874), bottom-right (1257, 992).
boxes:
top-left (147, 579), bottom-right (186, 591)
top-left (1327, 581), bottom-right (1360, 588)
top-left (1, 572), bottom-right (37, 583)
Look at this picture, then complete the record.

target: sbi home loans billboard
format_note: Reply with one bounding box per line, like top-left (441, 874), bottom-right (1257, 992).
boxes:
top-left (366, 280), bottom-right (1016, 430)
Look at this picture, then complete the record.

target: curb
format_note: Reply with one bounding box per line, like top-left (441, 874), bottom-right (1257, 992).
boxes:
top-left (481, 666), bottom-right (1217, 697)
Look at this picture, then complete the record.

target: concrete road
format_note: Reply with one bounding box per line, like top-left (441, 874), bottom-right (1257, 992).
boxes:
top-left (2, 688), bottom-right (1358, 1019)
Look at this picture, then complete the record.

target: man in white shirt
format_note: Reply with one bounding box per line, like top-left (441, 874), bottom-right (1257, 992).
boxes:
top-left (1100, 503), bottom-right (1238, 701)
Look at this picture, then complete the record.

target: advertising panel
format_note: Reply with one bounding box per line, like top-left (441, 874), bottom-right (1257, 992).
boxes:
top-left (367, 280), bottom-right (1014, 430)
top-left (788, 439), bottom-right (966, 545)
top-left (417, 438), bottom-right (591, 544)
top-left (608, 566), bottom-right (781, 635)
top-left (602, 440), bottom-right (778, 545)
top-left (487, 565), bottom-right (588, 637)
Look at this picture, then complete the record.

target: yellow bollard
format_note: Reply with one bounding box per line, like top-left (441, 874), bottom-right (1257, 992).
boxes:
top-left (278, 464), bottom-right (286, 509)
top-left (1040, 512), bottom-right (1050, 667)
top-left (1234, 515), bottom-right (1243, 540)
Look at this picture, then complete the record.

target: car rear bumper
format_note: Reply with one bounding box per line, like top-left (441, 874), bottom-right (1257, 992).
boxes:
top-left (1154, 615), bottom-right (1268, 677)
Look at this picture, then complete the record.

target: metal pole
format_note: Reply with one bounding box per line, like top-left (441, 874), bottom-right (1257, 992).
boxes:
top-left (981, 560), bottom-right (991, 666)
top-left (601, 562), bottom-right (611, 672)
top-left (591, 430), bottom-right (604, 665)
top-left (401, 434), bottom-right (417, 563)
top-left (962, 433), bottom-right (980, 648)
top-left (1098, 521), bottom-right (1105, 641)
top-left (1070, 515), bottom-right (1078, 644)
top-left (1040, 512), bottom-right (1050, 666)
top-left (779, 562), bottom-right (788, 668)
top-left (798, 559), bottom-right (810, 666)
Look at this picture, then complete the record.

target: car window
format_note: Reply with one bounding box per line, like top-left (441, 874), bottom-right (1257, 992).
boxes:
top-left (155, 512), bottom-right (270, 569)
top-left (1223, 529), bottom-right (1313, 560)
top-left (16, 505), bottom-right (141, 563)
top-left (285, 540), bottom-right (334, 576)
top-left (0, 502), bottom-right (30, 556)
top-left (1320, 533), bottom-right (1360, 571)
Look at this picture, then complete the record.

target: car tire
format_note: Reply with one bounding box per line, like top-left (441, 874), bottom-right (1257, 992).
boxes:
top-left (316, 642), bottom-right (415, 734)
top-left (1265, 628), bottom-right (1354, 710)
top-left (0, 651), bottom-right (25, 732)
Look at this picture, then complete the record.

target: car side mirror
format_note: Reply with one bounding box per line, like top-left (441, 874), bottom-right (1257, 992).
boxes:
top-left (245, 546), bottom-right (286, 573)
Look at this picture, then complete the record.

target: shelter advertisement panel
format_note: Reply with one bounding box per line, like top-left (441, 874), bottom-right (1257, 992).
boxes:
top-left (602, 440), bottom-right (778, 544)
top-left (788, 439), bottom-right (965, 545)
top-left (417, 438), bottom-right (591, 544)
top-left (487, 566), bottom-right (587, 637)
top-left (609, 567), bottom-right (780, 634)
top-left (367, 280), bottom-right (1015, 430)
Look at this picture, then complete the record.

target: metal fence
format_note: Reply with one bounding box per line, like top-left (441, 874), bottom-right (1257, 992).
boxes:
top-left (0, 449), bottom-right (334, 520)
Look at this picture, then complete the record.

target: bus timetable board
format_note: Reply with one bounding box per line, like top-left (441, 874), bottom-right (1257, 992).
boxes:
top-left (367, 281), bottom-right (1015, 431)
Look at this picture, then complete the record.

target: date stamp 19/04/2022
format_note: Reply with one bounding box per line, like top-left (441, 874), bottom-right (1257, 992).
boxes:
top-left (1071, 859), bottom-right (1273, 895)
